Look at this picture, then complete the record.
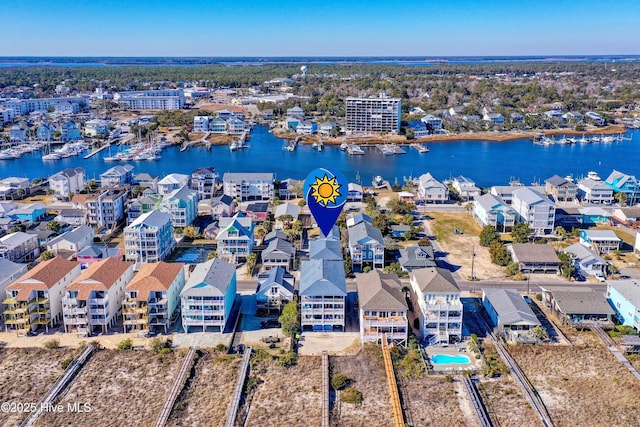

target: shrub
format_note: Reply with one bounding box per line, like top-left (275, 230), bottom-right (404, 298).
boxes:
top-left (340, 387), bottom-right (364, 406)
top-left (504, 262), bottom-right (520, 276)
top-left (44, 339), bottom-right (60, 349)
top-left (117, 338), bottom-right (134, 351)
top-left (331, 372), bottom-right (351, 390)
top-left (535, 293), bottom-right (542, 301)
top-left (60, 357), bottom-right (74, 369)
top-left (362, 266), bottom-right (372, 273)
top-left (278, 351), bottom-right (298, 367)
top-left (150, 337), bottom-right (172, 353)
top-left (215, 343), bottom-right (228, 352)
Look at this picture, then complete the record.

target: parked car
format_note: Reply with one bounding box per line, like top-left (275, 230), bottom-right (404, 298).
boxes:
top-left (260, 319), bottom-right (281, 329)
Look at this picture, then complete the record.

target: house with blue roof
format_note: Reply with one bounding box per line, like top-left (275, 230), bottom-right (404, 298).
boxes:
top-left (309, 237), bottom-right (343, 261)
top-left (256, 266), bottom-right (295, 311)
top-left (180, 257), bottom-right (237, 333)
top-left (300, 259), bottom-right (347, 331)
top-left (604, 170), bottom-right (640, 205)
top-left (216, 213), bottom-right (255, 261)
top-left (407, 120), bottom-right (428, 138)
top-left (347, 215), bottom-right (384, 272)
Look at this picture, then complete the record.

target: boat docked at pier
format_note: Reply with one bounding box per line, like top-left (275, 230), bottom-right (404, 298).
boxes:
top-left (410, 143), bottom-right (430, 153)
top-left (347, 144), bottom-right (365, 155)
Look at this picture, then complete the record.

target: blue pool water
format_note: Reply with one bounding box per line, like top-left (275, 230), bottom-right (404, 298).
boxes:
top-left (430, 354), bottom-right (471, 365)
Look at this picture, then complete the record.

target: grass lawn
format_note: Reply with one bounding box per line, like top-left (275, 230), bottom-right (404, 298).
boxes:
top-left (595, 224), bottom-right (635, 247)
top-left (428, 212), bottom-right (481, 242)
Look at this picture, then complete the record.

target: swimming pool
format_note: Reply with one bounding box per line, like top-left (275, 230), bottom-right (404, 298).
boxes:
top-left (430, 354), bottom-right (471, 365)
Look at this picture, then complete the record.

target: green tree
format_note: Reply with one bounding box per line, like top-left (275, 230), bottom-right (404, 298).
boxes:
top-left (245, 253), bottom-right (257, 277)
top-left (557, 251), bottom-right (575, 278)
top-left (511, 222), bottom-right (532, 243)
top-left (489, 241), bottom-right (511, 266)
top-left (387, 198), bottom-right (415, 215)
top-left (40, 250), bottom-right (56, 261)
top-left (182, 226), bottom-right (199, 239)
top-left (504, 262), bottom-right (520, 276)
top-left (383, 262), bottom-right (403, 275)
top-left (614, 192), bottom-right (628, 206)
top-left (532, 326), bottom-right (548, 341)
top-left (279, 301), bottom-right (300, 337)
top-left (479, 226), bottom-right (500, 247)
top-left (46, 220), bottom-right (62, 233)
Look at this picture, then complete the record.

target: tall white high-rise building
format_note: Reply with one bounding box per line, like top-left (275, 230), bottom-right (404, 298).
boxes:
top-left (345, 95), bottom-right (401, 134)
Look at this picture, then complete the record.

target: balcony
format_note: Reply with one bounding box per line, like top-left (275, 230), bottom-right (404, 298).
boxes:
top-left (88, 297), bottom-right (108, 306)
top-left (62, 297), bottom-right (78, 306)
top-left (65, 307), bottom-right (87, 316)
top-left (182, 309), bottom-right (224, 316)
top-left (89, 308), bottom-right (108, 316)
top-left (64, 317), bottom-right (88, 326)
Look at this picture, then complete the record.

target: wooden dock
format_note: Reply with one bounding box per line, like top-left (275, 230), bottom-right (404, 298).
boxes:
top-left (83, 143), bottom-right (110, 159)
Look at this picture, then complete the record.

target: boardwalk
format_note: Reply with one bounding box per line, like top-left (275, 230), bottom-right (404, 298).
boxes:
top-left (153, 347), bottom-right (198, 427)
top-left (381, 336), bottom-right (405, 427)
top-left (589, 324), bottom-right (640, 382)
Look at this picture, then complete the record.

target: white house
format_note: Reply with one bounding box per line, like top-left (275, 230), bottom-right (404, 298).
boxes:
top-left (256, 266), bottom-right (295, 312)
top-left (49, 168), bottom-right (86, 201)
top-left (100, 164), bottom-right (134, 187)
top-left (473, 193), bottom-right (517, 232)
top-left (451, 176), bottom-right (481, 201)
top-left (158, 173), bottom-right (190, 196)
top-left (511, 187), bottom-right (555, 234)
top-left (418, 173), bottom-right (449, 203)
top-left (124, 210), bottom-right (175, 264)
top-left (47, 225), bottom-right (94, 255)
top-left (62, 258), bottom-right (134, 336)
top-left (223, 172), bottom-right (274, 201)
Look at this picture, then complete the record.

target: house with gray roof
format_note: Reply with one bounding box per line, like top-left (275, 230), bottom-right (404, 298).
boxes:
top-left (300, 259), bottom-right (347, 331)
top-left (410, 267), bottom-right (462, 345)
top-left (473, 193), bottom-right (517, 232)
top-left (274, 203), bottom-right (300, 229)
top-left (577, 177), bottom-right (614, 205)
top-left (47, 225), bottom-right (94, 255)
top-left (545, 175), bottom-right (578, 203)
top-left (210, 194), bottom-right (235, 220)
top-left (563, 243), bottom-right (607, 278)
top-left (357, 270), bottom-right (408, 346)
top-left (0, 259), bottom-right (28, 318)
top-left (222, 172), bottom-right (274, 201)
top-left (158, 173), bottom-right (190, 196)
top-left (451, 176), bottom-right (481, 201)
top-left (0, 232), bottom-right (39, 262)
top-left (398, 244), bottom-right (436, 271)
top-left (133, 173), bottom-right (158, 193)
top-left (417, 172), bottom-right (448, 203)
top-left (263, 229), bottom-right (289, 245)
top-left (309, 237), bottom-right (342, 261)
top-left (55, 208), bottom-right (87, 226)
top-left (124, 210), bottom-right (175, 264)
top-left (180, 257), bottom-right (237, 332)
top-left (348, 217), bottom-right (384, 272)
top-left (579, 229), bottom-right (621, 254)
top-left (100, 164), bottom-right (134, 187)
top-left (262, 237), bottom-right (295, 271)
top-left (511, 187), bottom-right (555, 235)
top-left (540, 286), bottom-right (614, 329)
top-left (49, 167), bottom-right (86, 202)
top-left (256, 266), bottom-right (295, 312)
top-left (216, 213), bottom-right (255, 262)
top-left (482, 288), bottom-right (541, 342)
top-left (509, 243), bottom-right (561, 274)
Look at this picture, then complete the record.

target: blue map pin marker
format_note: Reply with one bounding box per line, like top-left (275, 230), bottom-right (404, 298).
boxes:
top-left (303, 167), bottom-right (348, 237)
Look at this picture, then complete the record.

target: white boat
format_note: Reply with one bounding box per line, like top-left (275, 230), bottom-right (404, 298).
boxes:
top-left (0, 150), bottom-right (18, 160)
top-left (347, 144), bottom-right (365, 155)
top-left (42, 153), bottom-right (62, 161)
top-left (587, 171), bottom-right (602, 181)
top-left (229, 141), bottom-right (238, 151)
top-left (340, 141), bottom-right (349, 151)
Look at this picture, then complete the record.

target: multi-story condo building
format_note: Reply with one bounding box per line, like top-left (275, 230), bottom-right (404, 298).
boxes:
top-left (357, 270), bottom-right (408, 346)
top-left (0, 232), bottom-right (40, 262)
top-left (124, 210), bottom-right (175, 264)
top-left (49, 167), bottom-right (86, 201)
top-left (86, 186), bottom-right (129, 232)
top-left (300, 259), bottom-right (347, 332)
top-left (222, 172), bottom-right (274, 201)
top-left (62, 258), bottom-right (134, 336)
top-left (114, 89), bottom-right (186, 110)
top-left (191, 167), bottom-right (218, 200)
top-left (545, 175), bottom-right (578, 203)
top-left (1, 96), bottom-right (88, 117)
top-left (216, 213), bottom-right (255, 261)
top-left (418, 172), bottom-right (449, 203)
top-left (159, 186), bottom-right (198, 228)
top-left (0, 259), bottom-right (27, 319)
top-left (347, 215), bottom-right (384, 272)
top-left (473, 193), bottom-right (517, 232)
top-left (577, 177), bottom-right (614, 205)
top-left (511, 187), bottom-right (556, 234)
top-left (345, 95), bottom-right (401, 134)
top-left (4, 257), bottom-right (81, 335)
top-left (100, 165), bottom-right (134, 187)
top-left (180, 258), bottom-right (237, 333)
top-left (410, 267), bottom-right (463, 345)
top-left (122, 261), bottom-right (185, 334)
top-left (604, 170), bottom-right (640, 205)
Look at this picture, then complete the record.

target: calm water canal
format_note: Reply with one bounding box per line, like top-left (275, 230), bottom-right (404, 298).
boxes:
top-left (1, 126), bottom-right (638, 188)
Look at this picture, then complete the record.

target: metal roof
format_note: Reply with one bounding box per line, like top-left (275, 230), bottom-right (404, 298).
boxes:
top-left (482, 288), bottom-right (541, 326)
top-left (181, 258), bottom-right (236, 297)
top-left (299, 259), bottom-right (347, 297)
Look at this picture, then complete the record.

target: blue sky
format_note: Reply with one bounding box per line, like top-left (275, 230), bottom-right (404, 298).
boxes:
top-left (4, 0), bottom-right (639, 56)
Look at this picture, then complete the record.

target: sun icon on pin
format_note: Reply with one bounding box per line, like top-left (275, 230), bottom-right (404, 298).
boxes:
top-left (310, 174), bottom-right (342, 206)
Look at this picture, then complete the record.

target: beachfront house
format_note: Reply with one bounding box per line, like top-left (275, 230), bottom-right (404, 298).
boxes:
top-left (256, 266), bottom-right (295, 312)
top-left (398, 244), bottom-right (436, 272)
top-left (409, 267), bottom-right (463, 345)
top-left (122, 261), bottom-right (185, 334)
top-left (509, 243), bottom-right (561, 274)
top-left (222, 172), bottom-right (274, 201)
top-left (545, 175), bottom-right (578, 203)
top-left (540, 286), bottom-right (614, 329)
top-left (216, 213), bottom-right (255, 262)
top-left (357, 270), bottom-right (408, 346)
top-left (300, 259), bottom-right (347, 332)
top-left (473, 193), bottom-right (517, 232)
top-left (62, 258), bottom-right (134, 336)
top-left (577, 177), bottom-right (614, 205)
top-left (604, 170), bottom-right (640, 205)
top-left (158, 173), bottom-right (190, 196)
top-left (511, 187), bottom-right (555, 235)
top-left (180, 258), bottom-right (237, 333)
top-left (347, 215), bottom-right (384, 272)
top-left (124, 210), bottom-right (176, 264)
top-left (100, 165), bottom-right (134, 187)
top-left (4, 257), bottom-right (81, 335)
top-left (482, 288), bottom-right (541, 343)
top-left (296, 121), bottom-right (317, 135)
top-left (418, 172), bottom-right (449, 203)
top-left (607, 279), bottom-right (640, 331)
top-left (49, 168), bottom-right (86, 202)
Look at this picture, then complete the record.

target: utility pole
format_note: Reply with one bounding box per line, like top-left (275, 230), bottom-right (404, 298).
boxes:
top-left (471, 242), bottom-right (476, 292)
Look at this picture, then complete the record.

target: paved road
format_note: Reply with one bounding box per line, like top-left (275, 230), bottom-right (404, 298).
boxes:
top-left (456, 279), bottom-right (608, 294)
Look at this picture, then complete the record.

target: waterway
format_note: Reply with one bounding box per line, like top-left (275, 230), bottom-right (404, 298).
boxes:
top-left (1, 126), bottom-right (638, 188)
